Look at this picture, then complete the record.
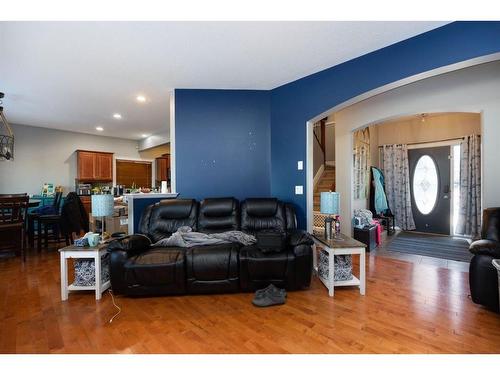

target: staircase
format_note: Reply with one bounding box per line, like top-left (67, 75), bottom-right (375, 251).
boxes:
top-left (314, 165), bottom-right (336, 211)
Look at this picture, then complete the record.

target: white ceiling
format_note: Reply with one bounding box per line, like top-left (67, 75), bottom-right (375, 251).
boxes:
top-left (0, 21), bottom-right (448, 140)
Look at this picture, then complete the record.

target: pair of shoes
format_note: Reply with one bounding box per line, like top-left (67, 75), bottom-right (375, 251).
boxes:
top-left (252, 284), bottom-right (287, 307)
top-left (255, 284), bottom-right (287, 298)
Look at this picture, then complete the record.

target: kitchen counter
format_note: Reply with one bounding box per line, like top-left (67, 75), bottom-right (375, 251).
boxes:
top-left (123, 193), bottom-right (179, 200)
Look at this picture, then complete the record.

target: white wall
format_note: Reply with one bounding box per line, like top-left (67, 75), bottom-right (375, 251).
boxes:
top-left (334, 60), bottom-right (500, 234)
top-left (0, 124), bottom-right (142, 195)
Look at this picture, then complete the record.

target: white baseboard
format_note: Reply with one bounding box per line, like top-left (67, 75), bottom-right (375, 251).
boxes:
top-left (325, 161), bottom-right (335, 167)
top-left (313, 164), bottom-right (325, 189)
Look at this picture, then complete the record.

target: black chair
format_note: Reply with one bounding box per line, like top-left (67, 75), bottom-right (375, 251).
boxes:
top-left (28, 192), bottom-right (63, 248)
top-left (469, 207), bottom-right (500, 313)
top-left (36, 193), bottom-right (88, 252)
top-left (0, 195), bottom-right (29, 261)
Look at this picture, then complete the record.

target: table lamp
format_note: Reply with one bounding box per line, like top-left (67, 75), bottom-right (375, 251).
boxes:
top-left (91, 194), bottom-right (114, 240)
top-left (320, 191), bottom-right (339, 240)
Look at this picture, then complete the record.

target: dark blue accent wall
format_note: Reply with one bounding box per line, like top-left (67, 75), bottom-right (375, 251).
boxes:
top-left (270, 21), bottom-right (500, 228)
top-left (175, 89), bottom-right (271, 201)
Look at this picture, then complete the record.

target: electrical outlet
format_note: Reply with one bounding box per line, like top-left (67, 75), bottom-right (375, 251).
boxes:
top-left (297, 161), bottom-right (303, 170)
top-left (295, 185), bottom-right (303, 195)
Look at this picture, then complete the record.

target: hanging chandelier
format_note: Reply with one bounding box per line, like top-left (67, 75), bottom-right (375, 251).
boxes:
top-left (0, 92), bottom-right (14, 160)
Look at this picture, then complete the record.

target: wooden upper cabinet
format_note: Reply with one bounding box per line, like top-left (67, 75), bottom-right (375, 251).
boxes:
top-left (78, 151), bottom-right (96, 180)
top-left (95, 153), bottom-right (113, 180)
top-left (155, 154), bottom-right (170, 182)
top-left (77, 150), bottom-right (114, 181)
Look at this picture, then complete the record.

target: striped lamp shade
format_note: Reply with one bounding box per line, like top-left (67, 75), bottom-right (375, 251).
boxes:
top-left (320, 192), bottom-right (340, 215)
top-left (91, 194), bottom-right (114, 217)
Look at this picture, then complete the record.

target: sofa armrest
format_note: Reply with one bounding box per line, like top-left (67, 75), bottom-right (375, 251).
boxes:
top-left (469, 239), bottom-right (500, 258)
top-left (288, 229), bottom-right (314, 247)
top-left (107, 234), bottom-right (152, 257)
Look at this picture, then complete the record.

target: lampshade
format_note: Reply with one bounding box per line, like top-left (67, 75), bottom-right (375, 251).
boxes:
top-left (91, 194), bottom-right (114, 217)
top-left (320, 192), bottom-right (339, 215)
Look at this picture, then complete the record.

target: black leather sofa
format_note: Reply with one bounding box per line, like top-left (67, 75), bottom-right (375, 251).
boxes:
top-left (469, 207), bottom-right (500, 312)
top-left (108, 197), bottom-right (313, 296)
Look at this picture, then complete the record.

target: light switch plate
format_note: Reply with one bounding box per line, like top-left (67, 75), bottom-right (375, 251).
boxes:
top-left (297, 161), bottom-right (303, 170)
top-left (295, 185), bottom-right (303, 195)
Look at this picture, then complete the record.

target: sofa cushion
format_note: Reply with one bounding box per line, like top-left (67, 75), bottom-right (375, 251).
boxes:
top-left (148, 199), bottom-right (198, 242)
top-left (245, 198), bottom-right (278, 217)
top-left (241, 198), bottom-right (286, 235)
top-left (239, 245), bottom-right (294, 291)
top-left (256, 231), bottom-right (286, 253)
top-left (124, 248), bottom-right (185, 288)
top-left (198, 197), bottom-right (240, 233)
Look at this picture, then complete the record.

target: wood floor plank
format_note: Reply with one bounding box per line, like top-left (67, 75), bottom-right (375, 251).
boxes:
top-left (0, 245), bottom-right (499, 354)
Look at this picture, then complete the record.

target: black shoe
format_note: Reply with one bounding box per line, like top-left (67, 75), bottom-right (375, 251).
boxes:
top-left (253, 284), bottom-right (287, 307)
top-left (255, 284), bottom-right (287, 298)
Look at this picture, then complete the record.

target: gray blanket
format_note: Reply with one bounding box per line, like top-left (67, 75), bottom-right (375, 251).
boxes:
top-left (152, 226), bottom-right (256, 248)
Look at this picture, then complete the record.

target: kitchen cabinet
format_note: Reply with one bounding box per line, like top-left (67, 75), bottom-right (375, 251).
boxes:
top-left (96, 153), bottom-right (113, 180)
top-left (155, 154), bottom-right (170, 183)
top-left (77, 150), bottom-right (114, 181)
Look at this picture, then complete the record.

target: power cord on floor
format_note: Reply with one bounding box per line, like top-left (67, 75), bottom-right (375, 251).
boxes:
top-left (108, 289), bottom-right (121, 323)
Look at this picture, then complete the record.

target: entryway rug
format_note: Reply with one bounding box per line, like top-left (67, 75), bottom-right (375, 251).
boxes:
top-left (385, 231), bottom-right (472, 262)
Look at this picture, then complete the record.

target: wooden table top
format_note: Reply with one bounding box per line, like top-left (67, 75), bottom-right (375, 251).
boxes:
top-left (58, 244), bottom-right (107, 252)
top-left (312, 231), bottom-right (366, 248)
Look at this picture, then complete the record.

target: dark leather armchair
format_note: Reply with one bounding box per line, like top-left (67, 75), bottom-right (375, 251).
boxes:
top-left (469, 207), bottom-right (500, 312)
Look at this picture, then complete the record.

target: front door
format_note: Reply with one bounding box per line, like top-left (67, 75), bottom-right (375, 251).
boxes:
top-left (408, 146), bottom-right (451, 235)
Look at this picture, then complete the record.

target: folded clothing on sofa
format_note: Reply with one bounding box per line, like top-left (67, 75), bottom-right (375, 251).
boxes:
top-left (152, 226), bottom-right (257, 248)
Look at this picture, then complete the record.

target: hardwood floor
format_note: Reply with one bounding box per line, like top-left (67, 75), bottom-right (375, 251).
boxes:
top-left (0, 245), bottom-right (499, 354)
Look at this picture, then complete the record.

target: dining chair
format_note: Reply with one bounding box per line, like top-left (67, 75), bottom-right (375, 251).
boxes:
top-left (28, 191), bottom-right (63, 248)
top-left (0, 195), bottom-right (29, 261)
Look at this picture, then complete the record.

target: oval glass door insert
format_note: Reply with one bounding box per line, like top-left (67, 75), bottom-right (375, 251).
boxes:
top-left (413, 155), bottom-right (438, 215)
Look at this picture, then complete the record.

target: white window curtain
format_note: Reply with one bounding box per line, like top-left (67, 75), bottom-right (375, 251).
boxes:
top-left (353, 128), bottom-right (370, 200)
top-left (456, 134), bottom-right (481, 237)
top-left (382, 144), bottom-right (416, 231)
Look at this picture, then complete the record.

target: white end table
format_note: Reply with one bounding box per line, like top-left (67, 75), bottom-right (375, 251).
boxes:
top-left (312, 232), bottom-right (366, 297)
top-left (59, 244), bottom-right (111, 301)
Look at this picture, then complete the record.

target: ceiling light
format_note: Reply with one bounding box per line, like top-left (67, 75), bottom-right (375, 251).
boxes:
top-left (113, 113), bottom-right (122, 119)
top-left (136, 95), bottom-right (146, 103)
top-left (96, 126), bottom-right (104, 131)
top-left (141, 134), bottom-right (149, 138)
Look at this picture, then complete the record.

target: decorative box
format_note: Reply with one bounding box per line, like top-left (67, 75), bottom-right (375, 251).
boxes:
top-left (73, 253), bottom-right (110, 286)
top-left (318, 249), bottom-right (353, 281)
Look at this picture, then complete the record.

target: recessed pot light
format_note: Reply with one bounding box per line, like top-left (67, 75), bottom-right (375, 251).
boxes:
top-left (113, 113), bottom-right (122, 119)
top-left (136, 95), bottom-right (147, 103)
top-left (96, 126), bottom-right (104, 131)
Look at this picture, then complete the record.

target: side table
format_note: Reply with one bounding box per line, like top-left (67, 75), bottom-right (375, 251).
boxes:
top-left (312, 232), bottom-right (366, 297)
top-left (59, 244), bottom-right (111, 301)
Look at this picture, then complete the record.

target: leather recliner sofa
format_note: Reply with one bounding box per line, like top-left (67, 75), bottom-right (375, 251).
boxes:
top-left (108, 197), bottom-right (313, 296)
top-left (469, 207), bottom-right (500, 312)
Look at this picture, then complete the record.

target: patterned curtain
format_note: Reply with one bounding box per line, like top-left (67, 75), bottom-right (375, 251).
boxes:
top-left (456, 134), bottom-right (481, 237)
top-left (382, 144), bottom-right (416, 231)
top-left (353, 128), bottom-right (370, 200)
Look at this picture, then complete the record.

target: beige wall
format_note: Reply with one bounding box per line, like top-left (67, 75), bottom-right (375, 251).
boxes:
top-left (375, 112), bottom-right (480, 146)
top-left (139, 143), bottom-right (170, 159)
top-left (0, 124), bottom-right (144, 195)
top-left (333, 60), bottom-right (500, 234)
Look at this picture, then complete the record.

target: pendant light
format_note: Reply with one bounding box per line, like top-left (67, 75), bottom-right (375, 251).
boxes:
top-left (0, 92), bottom-right (14, 160)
